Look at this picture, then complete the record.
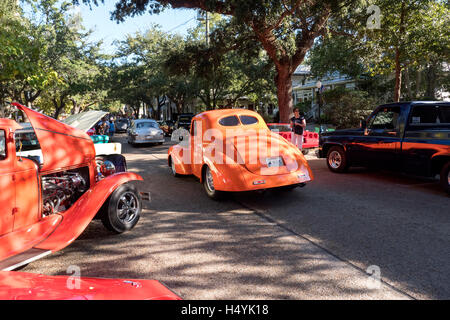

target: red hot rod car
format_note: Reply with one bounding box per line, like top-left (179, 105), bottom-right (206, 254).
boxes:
top-left (0, 103), bottom-right (144, 271)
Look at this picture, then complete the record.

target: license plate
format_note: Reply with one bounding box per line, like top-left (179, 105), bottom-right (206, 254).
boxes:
top-left (266, 157), bottom-right (284, 168)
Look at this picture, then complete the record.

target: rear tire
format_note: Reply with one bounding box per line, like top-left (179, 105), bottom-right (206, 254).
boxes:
top-left (203, 166), bottom-right (225, 200)
top-left (169, 157), bottom-right (180, 177)
top-left (326, 146), bottom-right (349, 173)
top-left (440, 161), bottom-right (450, 194)
top-left (302, 149), bottom-right (310, 155)
top-left (100, 184), bottom-right (141, 234)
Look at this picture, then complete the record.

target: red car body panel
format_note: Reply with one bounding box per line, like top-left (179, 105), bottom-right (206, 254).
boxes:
top-left (1, 104), bottom-right (145, 276)
top-left (267, 123), bottom-right (319, 149)
top-left (34, 172), bottom-right (143, 252)
top-left (0, 103), bottom-right (180, 300)
top-left (0, 215), bottom-right (62, 262)
top-left (12, 102), bottom-right (96, 174)
top-left (0, 271), bottom-right (181, 300)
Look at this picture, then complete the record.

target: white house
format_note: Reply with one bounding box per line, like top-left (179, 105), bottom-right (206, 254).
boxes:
top-left (292, 65), bottom-right (356, 106)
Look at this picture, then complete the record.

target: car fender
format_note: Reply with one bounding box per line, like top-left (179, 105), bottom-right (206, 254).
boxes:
top-left (320, 141), bottom-right (347, 158)
top-left (430, 152), bottom-right (450, 174)
top-left (168, 145), bottom-right (192, 175)
top-left (34, 172), bottom-right (143, 252)
top-left (202, 154), bottom-right (248, 192)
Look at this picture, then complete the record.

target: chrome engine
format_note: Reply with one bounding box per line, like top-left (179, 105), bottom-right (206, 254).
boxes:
top-left (42, 172), bottom-right (87, 216)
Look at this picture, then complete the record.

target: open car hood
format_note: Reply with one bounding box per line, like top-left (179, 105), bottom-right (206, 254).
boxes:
top-left (62, 110), bottom-right (109, 132)
top-left (12, 103), bottom-right (96, 173)
top-left (0, 271), bottom-right (181, 300)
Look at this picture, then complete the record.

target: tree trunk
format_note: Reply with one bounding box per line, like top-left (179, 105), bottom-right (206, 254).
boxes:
top-left (53, 101), bottom-right (65, 119)
top-left (177, 102), bottom-right (183, 114)
top-left (415, 67), bottom-right (422, 99)
top-left (394, 1), bottom-right (406, 103)
top-left (404, 67), bottom-right (412, 100)
top-left (275, 66), bottom-right (294, 123)
top-left (394, 50), bottom-right (402, 102)
top-left (71, 99), bottom-right (79, 115)
top-left (425, 63), bottom-right (437, 99)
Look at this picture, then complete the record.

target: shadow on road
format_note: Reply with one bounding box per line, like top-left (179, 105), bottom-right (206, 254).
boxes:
top-left (22, 139), bottom-right (447, 299)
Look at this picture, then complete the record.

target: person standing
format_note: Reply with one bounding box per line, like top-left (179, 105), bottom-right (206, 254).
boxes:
top-left (290, 108), bottom-right (306, 150)
top-left (108, 119), bottom-right (115, 138)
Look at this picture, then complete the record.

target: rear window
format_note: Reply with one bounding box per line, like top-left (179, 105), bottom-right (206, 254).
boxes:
top-left (219, 116), bottom-right (240, 127)
top-left (240, 115), bottom-right (259, 125)
top-left (409, 105), bottom-right (450, 126)
top-left (136, 122), bottom-right (158, 129)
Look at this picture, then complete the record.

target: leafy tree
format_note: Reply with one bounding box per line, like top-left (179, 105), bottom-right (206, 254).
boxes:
top-left (28, 0), bottom-right (106, 118)
top-left (74, 0), bottom-right (358, 122)
top-left (0, 0), bottom-right (50, 112)
top-left (309, 0), bottom-right (449, 101)
top-left (110, 28), bottom-right (182, 118)
top-left (322, 87), bottom-right (376, 129)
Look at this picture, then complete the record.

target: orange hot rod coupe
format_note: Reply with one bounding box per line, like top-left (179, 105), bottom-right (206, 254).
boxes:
top-left (0, 103), bottom-right (182, 300)
top-left (168, 109), bottom-right (314, 199)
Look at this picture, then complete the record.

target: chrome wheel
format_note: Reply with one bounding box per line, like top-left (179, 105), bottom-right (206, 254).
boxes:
top-left (117, 192), bottom-right (139, 223)
top-left (328, 150), bottom-right (342, 169)
top-left (205, 167), bottom-right (215, 192)
top-left (171, 159), bottom-right (177, 176)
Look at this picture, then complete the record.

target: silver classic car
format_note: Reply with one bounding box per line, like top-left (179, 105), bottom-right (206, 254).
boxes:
top-left (127, 119), bottom-right (165, 146)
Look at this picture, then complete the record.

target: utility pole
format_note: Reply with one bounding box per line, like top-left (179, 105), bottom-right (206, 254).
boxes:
top-left (198, 10), bottom-right (210, 47)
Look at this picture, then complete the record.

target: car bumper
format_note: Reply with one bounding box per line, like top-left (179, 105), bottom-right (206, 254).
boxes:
top-left (242, 168), bottom-right (312, 191)
top-left (129, 135), bottom-right (165, 144)
top-left (214, 164), bottom-right (313, 192)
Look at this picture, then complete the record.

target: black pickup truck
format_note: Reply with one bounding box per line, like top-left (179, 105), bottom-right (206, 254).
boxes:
top-left (319, 101), bottom-right (450, 194)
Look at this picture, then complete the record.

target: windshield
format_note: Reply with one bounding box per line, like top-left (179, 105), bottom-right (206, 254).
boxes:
top-left (15, 128), bottom-right (41, 151)
top-left (179, 117), bottom-right (192, 123)
top-left (136, 122), bottom-right (158, 129)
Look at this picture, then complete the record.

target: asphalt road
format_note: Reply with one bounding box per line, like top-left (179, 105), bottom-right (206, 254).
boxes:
top-left (23, 135), bottom-right (449, 299)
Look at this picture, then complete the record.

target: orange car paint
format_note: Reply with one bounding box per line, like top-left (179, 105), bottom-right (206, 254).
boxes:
top-left (0, 103), bottom-right (143, 262)
top-left (168, 109), bottom-right (314, 192)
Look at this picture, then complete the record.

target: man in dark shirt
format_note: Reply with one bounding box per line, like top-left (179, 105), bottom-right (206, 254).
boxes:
top-left (290, 108), bottom-right (306, 150)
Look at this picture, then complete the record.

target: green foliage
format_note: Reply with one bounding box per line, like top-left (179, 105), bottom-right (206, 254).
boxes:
top-left (75, 0), bottom-right (360, 122)
top-left (322, 87), bottom-right (377, 129)
top-left (1, 0), bottom-right (111, 118)
top-left (309, 0), bottom-right (450, 101)
top-left (295, 101), bottom-right (311, 115)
